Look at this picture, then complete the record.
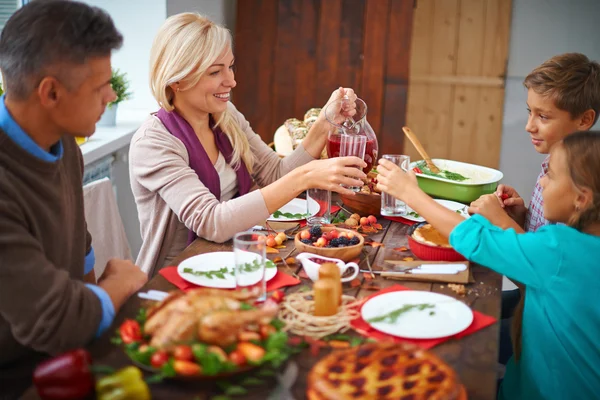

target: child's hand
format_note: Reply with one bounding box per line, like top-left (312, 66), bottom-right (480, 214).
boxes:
top-left (468, 194), bottom-right (513, 226)
top-left (495, 184), bottom-right (524, 208)
top-left (376, 158), bottom-right (418, 201)
top-left (494, 184), bottom-right (527, 224)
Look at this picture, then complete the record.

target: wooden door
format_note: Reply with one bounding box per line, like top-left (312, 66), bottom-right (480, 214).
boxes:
top-left (234, 0), bottom-right (414, 154)
top-left (405, 0), bottom-right (512, 168)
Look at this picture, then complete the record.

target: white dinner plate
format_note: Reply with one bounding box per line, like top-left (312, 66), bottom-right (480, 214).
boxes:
top-left (361, 291), bottom-right (474, 339)
top-left (177, 252), bottom-right (278, 289)
top-left (403, 199), bottom-right (470, 223)
top-left (267, 197), bottom-right (320, 222)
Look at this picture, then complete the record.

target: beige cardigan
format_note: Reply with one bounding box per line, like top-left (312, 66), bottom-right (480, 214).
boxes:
top-left (129, 102), bottom-right (315, 275)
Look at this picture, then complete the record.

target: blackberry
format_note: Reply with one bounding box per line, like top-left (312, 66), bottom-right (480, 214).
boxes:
top-left (300, 239), bottom-right (312, 245)
top-left (309, 225), bottom-right (322, 238)
top-left (338, 237), bottom-right (350, 246)
top-left (329, 238), bottom-right (341, 247)
top-left (349, 236), bottom-right (360, 245)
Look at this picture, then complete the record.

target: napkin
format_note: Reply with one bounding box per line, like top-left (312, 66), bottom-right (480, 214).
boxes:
top-left (383, 215), bottom-right (418, 226)
top-left (351, 284), bottom-right (496, 349)
top-left (159, 266), bottom-right (301, 292)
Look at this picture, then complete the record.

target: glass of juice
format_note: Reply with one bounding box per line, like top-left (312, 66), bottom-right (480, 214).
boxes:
top-left (324, 97), bottom-right (378, 174)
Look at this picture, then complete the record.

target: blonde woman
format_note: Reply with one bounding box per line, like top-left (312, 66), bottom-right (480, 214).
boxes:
top-left (130, 13), bottom-right (366, 275)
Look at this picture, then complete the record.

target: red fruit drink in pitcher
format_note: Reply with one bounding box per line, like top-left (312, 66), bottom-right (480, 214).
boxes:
top-left (327, 134), bottom-right (377, 174)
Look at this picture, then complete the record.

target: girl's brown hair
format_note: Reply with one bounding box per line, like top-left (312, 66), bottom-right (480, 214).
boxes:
top-left (563, 131), bottom-right (600, 229)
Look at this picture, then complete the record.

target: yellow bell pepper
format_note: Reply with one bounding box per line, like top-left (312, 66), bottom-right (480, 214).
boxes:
top-left (96, 366), bottom-right (151, 400)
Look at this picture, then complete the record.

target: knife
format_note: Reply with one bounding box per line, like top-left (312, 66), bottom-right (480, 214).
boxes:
top-left (361, 262), bottom-right (468, 275)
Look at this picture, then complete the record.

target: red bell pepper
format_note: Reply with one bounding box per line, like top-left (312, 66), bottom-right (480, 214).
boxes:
top-left (500, 193), bottom-right (509, 201)
top-left (412, 167), bottom-right (423, 174)
top-left (33, 349), bottom-right (94, 400)
top-left (119, 319), bottom-right (143, 344)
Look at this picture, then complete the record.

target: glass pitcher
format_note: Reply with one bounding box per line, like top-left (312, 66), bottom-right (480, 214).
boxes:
top-left (324, 97), bottom-right (379, 174)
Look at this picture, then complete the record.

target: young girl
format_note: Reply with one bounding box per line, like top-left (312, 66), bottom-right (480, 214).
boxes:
top-left (376, 131), bottom-right (600, 400)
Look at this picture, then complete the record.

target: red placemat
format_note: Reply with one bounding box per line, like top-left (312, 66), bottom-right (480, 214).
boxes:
top-left (159, 266), bottom-right (300, 292)
top-left (351, 284), bottom-right (496, 349)
top-left (384, 216), bottom-right (418, 226)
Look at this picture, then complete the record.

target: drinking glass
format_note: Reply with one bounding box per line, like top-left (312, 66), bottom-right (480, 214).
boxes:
top-left (233, 232), bottom-right (267, 301)
top-left (380, 155), bottom-right (411, 216)
top-left (306, 188), bottom-right (331, 225)
top-left (339, 133), bottom-right (367, 192)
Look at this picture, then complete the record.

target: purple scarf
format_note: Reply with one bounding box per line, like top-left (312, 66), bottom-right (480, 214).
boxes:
top-left (156, 109), bottom-right (252, 244)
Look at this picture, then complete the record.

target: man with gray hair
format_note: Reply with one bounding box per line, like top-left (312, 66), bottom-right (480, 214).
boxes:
top-left (0, 1), bottom-right (147, 397)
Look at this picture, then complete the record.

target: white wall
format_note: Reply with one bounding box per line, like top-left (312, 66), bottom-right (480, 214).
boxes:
top-left (500, 0), bottom-right (600, 202)
top-left (82, 0), bottom-right (167, 114)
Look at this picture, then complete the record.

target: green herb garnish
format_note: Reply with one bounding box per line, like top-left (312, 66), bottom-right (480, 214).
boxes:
top-left (407, 211), bottom-right (420, 218)
top-left (272, 210), bottom-right (311, 219)
top-left (367, 303), bottom-right (436, 324)
top-left (416, 161), bottom-right (468, 182)
top-left (182, 260), bottom-right (276, 280)
top-left (331, 212), bottom-right (348, 224)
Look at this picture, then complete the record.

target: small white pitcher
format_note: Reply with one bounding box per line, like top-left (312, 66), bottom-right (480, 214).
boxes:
top-left (296, 253), bottom-right (360, 282)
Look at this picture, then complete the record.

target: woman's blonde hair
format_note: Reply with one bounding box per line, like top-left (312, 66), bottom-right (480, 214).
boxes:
top-left (149, 12), bottom-right (253, 172)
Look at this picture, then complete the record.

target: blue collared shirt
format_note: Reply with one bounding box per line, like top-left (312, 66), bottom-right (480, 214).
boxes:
top-left (0, 95), bottom-right (114, 338)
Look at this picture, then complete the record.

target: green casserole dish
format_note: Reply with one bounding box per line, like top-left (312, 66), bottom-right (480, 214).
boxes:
top-left (409, 159), bottom-right (504, 204)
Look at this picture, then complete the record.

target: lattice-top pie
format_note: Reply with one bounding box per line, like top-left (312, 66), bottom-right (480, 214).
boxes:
top-left (307, 342), bottom-right (464, 400)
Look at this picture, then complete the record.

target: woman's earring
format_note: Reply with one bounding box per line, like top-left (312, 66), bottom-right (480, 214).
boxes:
top-left (575, 204), bottom-right (580, 211)
top-left (176, 87), bottom-right (180, 92)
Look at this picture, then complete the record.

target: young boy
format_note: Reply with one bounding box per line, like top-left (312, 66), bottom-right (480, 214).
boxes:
top-left (469, 52), bottom-right (600, 365)
top-left (473, 53), bottom-right (600, 232)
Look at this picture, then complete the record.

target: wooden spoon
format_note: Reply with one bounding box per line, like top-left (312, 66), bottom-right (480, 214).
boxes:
top-left (402, 126), bottom-right (441, 174)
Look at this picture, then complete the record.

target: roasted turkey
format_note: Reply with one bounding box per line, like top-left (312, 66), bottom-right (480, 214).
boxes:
top-left (144, 287), bottom-right (279, 349)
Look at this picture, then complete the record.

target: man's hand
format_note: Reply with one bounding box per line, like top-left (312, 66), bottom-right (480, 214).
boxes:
top-left (98, 259), bottom-right (147, 311)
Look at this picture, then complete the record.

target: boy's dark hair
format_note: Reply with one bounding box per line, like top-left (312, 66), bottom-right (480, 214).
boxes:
top-left (563, 131), bottom-right (600, 230)
top-left (524, 53), bottom-right (600, 125)
top-left (0, 0), bottom-right (123, 99)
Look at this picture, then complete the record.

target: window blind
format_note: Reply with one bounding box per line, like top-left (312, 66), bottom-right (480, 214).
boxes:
top-left (0, 0), bottom-right (20, 32)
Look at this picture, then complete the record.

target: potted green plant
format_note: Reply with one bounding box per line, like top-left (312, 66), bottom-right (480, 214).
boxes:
top-left (98, 68), bottom-right (132, 127)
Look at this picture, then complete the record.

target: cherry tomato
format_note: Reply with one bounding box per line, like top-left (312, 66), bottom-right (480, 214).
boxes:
top-left (228, 350), bottom-right (247, 366)
top-left (172, 345), bottom-right (194, 362)
top-left (119, 320), bottom-right (142, 344)
top-left (270, 290), bottom-right (285, 304)
top-left (150, 350), bottom-right (169, 368)
top-left (259, 324), bottom-right (276, 339)
top-left (173, 360), bottom-right (201, 376)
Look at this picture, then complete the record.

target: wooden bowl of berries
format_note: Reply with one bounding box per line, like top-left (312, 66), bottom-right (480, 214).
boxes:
top-left (295, 225), bottom-right (364, 262)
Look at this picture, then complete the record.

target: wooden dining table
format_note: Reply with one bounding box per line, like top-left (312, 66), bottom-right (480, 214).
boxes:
top-left (24, 217), bottom-right (502, 400)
